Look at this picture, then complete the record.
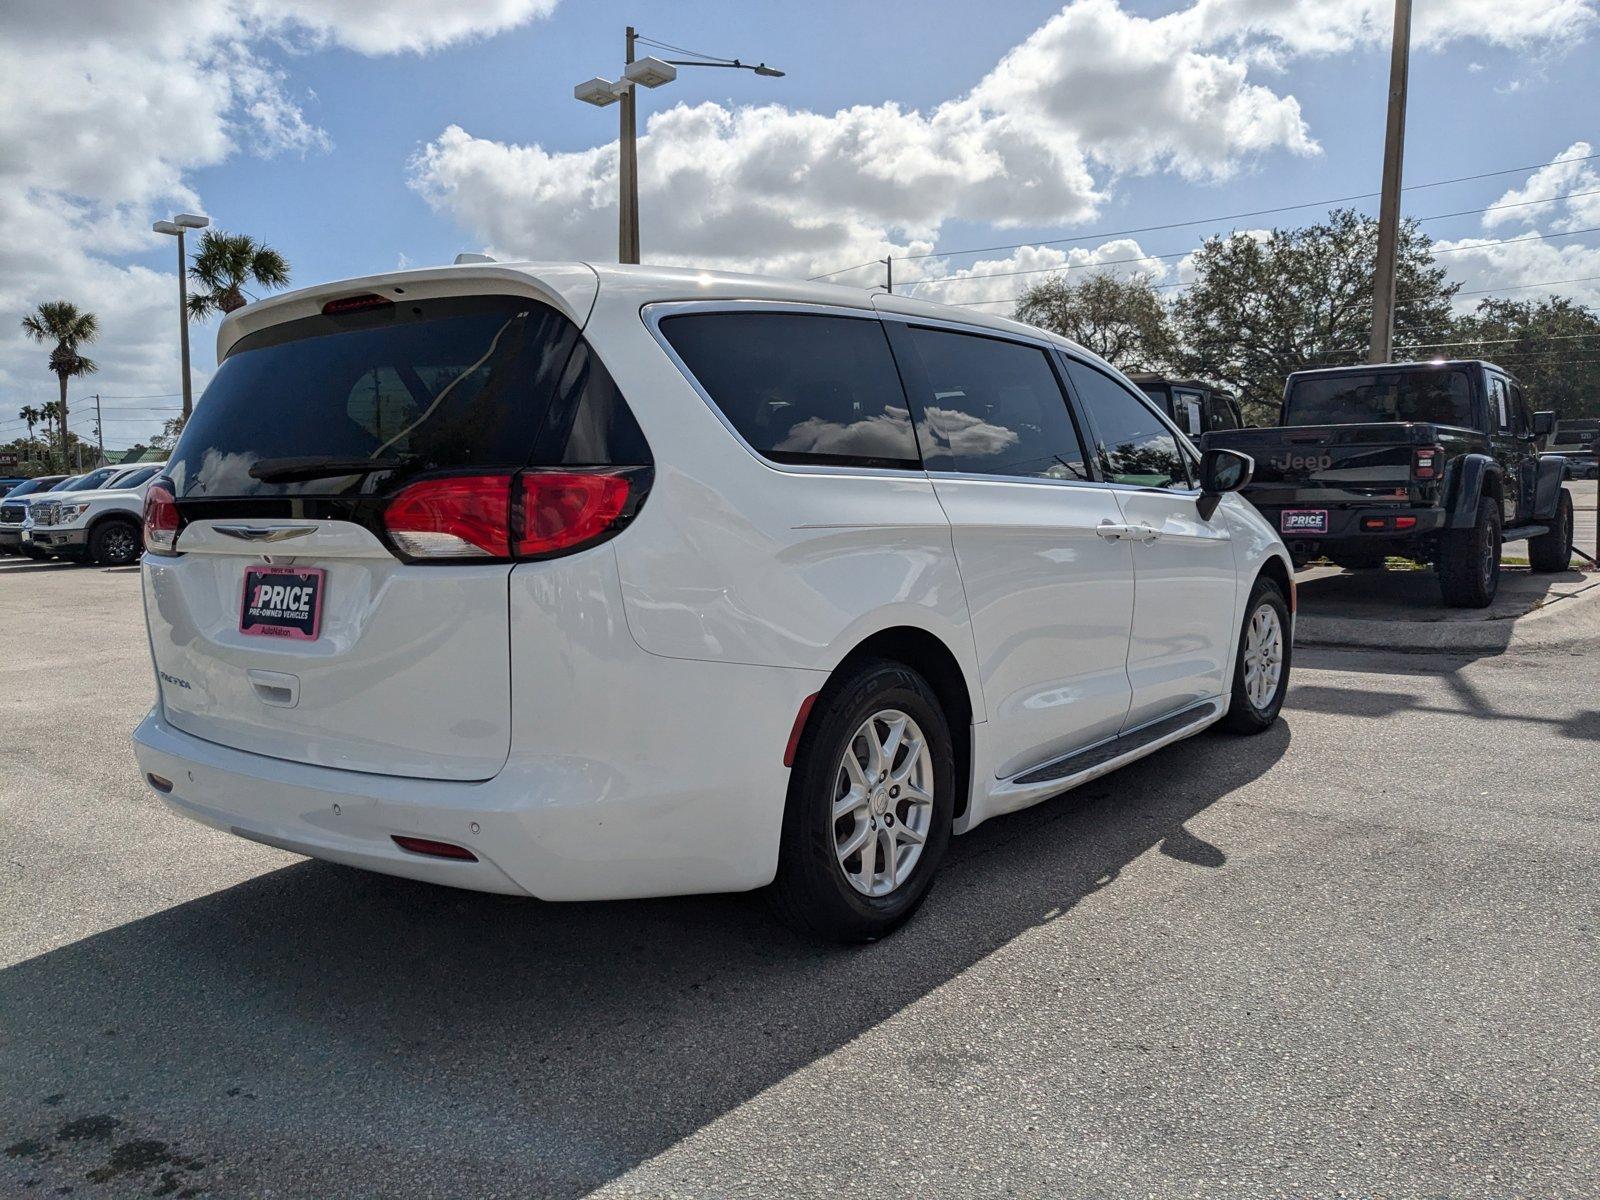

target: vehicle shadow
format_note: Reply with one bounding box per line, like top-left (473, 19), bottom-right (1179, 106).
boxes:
top-left (0, 722), bottom-right (1288, 1197)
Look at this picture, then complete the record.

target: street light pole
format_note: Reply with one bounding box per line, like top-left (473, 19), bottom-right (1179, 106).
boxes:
top-left (1368, 0), bottom-right (1412, 364)
top-left (619, 26), bottom-right (640, 265)
top-left (574, 32), bottom-right (784, 266)
top-left (153, 213), bottom-right (210, 418)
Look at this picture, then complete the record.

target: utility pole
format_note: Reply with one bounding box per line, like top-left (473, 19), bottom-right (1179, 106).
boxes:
top-left (94, 394), bottom-right (104, 465)
top-left (619, 25), bottom-right (641, 265)
top-left (883, 257), bottom-right (893, 293)
top-left (1368, 0), bottom-right (1412, 364)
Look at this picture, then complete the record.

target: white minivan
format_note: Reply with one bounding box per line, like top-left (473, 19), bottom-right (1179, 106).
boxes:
top-left (133, 262), bottom-right (1292, 940)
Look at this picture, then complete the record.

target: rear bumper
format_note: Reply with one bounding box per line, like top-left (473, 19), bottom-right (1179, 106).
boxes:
top-left (133, 636), bottom-right (820, 901)
top-left (1258, 505), bottom-right (1446, 559)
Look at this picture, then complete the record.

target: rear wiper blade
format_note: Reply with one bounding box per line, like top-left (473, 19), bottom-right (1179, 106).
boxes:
top-left (248, 456), bottom-right (408, 483)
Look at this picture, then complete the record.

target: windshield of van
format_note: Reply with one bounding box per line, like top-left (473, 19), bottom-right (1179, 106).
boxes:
top-left (166, 296), bottom-right (589, 498)
top-left (1284, 368), bottom-right (1475, 428)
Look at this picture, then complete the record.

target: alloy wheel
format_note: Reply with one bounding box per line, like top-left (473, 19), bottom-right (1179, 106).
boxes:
top-left (831, 709), bottom-right (935, 897)
top-left (1242, 603), bottom-right (1284, 710)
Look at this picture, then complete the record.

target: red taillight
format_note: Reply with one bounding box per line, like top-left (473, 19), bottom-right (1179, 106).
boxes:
top-left (1412, 444), bottom-right (1443, 481)
top-left (143, 483), bottom-right (181, 556)
top-left (381, 470), bottom-right (635, 562)
top-left (384, 475), bottom-right (513, 559)
top-left (322, 293), bottom-right (394, 316)
top-left (391, 835), bottom-right (478, 862)
top-left (1394, 515), bottom-right (1417, 530)
top-left (516, 472), bottom-right (631, 557)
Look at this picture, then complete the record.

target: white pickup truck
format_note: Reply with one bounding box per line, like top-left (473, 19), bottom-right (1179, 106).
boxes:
top-left (26, 463), bottom-right (167, 565)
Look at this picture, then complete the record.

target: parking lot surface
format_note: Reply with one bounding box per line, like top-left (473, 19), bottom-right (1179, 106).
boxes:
top-left (2, 557), bottom-right (1597, 1198)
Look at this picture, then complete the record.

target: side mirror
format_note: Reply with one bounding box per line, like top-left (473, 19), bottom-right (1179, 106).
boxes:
top-left (1197, 448), bottom-right (1253, 520)
top-left (1532, 410), bottom-right (1556, 438)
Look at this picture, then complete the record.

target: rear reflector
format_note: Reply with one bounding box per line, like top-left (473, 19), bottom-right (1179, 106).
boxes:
top-left (392, 835), bottom-right (478, 861)
top-left (783, 693), bottom-right (820, 767)
top-left (1394, 515), bottom-right (1417, 530)
top-left (143, 482), bottom-right (182, 555)
top-left (322, 293), bottom-right (394, 316)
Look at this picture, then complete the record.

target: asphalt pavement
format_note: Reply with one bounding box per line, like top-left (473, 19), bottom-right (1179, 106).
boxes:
top-left (1, 556), bottom-right (1596, 1199)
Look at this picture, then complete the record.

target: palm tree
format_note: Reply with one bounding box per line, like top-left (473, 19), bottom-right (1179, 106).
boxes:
top-left (187, 230), bottom-right (291, 318)
top-left (17, 405), bottom-right (43, 463)
top-left (21, 301), bottom-right (98, 470)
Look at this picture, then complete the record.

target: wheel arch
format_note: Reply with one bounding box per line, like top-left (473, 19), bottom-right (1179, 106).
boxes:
top-left (825, 626), bottom-right (976, 822)
top-left (1446, 454), bottom-right (1502, 528)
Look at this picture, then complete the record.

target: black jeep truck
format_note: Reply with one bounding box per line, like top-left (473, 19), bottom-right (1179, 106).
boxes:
top-left (1202, 360), bottom-right (1576, 607)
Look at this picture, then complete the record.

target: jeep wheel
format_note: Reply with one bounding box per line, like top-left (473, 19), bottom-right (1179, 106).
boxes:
top-left (1437, 498), bottom-right (1501, 608)
top-left (90, 519), bottom-right (142, 566)
top-left (1528, 489), bottom-right (1574, 573)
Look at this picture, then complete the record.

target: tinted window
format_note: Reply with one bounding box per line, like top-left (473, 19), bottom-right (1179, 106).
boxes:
top-left (1284, 369), bottom-right (1475, 428)
top-left (52, 476), bottom-right (86, 491)
top-left (5, 477), bottom-right (62, 498)
top-left (116, 466), bottom-right (160, 489)
top-left (1206, 395), bottom-right (1240, 430)
top-left (1064, 358), bottom-right (1190, 489)
top-left (898, 327), bottom-right (1090, 480)
top-left (71, 467), bottom-right (119, 490)
top-left (660, 312), bottom-right (919, 469)
top-left (167, 295), bottom-right (640, 499)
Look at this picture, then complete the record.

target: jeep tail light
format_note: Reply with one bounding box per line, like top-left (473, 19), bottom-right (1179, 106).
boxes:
top-left (143, 483), bottom-right (182, 556)
top-left (382, 470), bottom-right (637, 563)
top-left (384, 475), bottom-right (512, 558)
top-left (1412, 444), bottom-right (1443, 481)
top-left (516, 471), bottom-right (631, 557)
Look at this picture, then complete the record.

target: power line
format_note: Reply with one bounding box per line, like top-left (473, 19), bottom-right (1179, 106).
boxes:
top-left (906, 223), bottom-right (1600, 294)
top-left (806, 151), bottom-right (1600, 280)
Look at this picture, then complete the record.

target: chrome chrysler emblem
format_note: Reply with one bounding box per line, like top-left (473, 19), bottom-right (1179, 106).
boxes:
top-left (213, 525), bottom-right (315, 543)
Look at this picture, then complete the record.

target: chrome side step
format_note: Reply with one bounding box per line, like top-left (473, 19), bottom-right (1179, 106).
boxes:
top-left (986, 699), bottom-right (1224, 817)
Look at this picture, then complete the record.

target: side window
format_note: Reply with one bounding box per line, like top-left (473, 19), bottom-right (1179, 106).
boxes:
top-left (1173, 390), bottom-right (1205, 437)
top-left (1206, 395), bottom-right (1240, 430)
top-left (1063, 357), bottom-right (1191, 490)
top-left (1490, 377), bottom-right (1511, 432)
top-left (1510, 383), bottom-right (1532, 436)
top-left (658, 312), bottom-right (919, 469)
top-left (896, 326), bottom-right (1091, 481)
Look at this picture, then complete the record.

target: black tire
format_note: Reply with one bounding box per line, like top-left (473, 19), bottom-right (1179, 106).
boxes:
top-left (1528, 489), bottom-right (1574, 573)
top-left (1437, 497), bottom-right (1501, 608)
top-left (1223, 576), bottom-right (1291, 734)
top-left (770, 658), bottom-right (955, 942)
top-left (89, 518), bottom-right (142, 566)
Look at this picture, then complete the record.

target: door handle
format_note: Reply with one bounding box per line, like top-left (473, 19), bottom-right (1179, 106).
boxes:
top-left (1096, 521), bottom-right (1162, 542)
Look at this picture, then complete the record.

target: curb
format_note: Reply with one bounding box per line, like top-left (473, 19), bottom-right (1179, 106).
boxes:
top-left (1296, 573), bottom-right (1600, 653)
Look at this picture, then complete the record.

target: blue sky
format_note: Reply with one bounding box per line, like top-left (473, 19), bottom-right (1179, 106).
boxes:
top-left (2, 0), bottom-right (1597, 448)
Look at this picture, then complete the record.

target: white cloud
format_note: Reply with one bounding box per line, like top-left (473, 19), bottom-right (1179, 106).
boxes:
top-left (1482, 141), bottom-right (1600, 232)
top-left (897, 239), bottom-right (1176, 311)
top-left (0, 0), bottom-right (561, 446)
top-left (412, 0), bottom-right (1596, 287)
top-left (412, 0), bottom-right (1324, 279)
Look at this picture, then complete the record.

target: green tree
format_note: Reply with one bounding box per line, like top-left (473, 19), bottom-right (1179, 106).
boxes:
top-left (1014, 271), bottom-right (1176, 372)
top-left (151, 415), bottom-right (188, 452)
top-left (16, 405), bottom-right (44, 464)
top-left (20, 301), bottom-right (99, 470)
top-left (1438, 296), bottom-right (1600, 419)
top-left (1173, 209), bottom-right (1457, 421)
top-left (187, 230), bottom-right (291, 318)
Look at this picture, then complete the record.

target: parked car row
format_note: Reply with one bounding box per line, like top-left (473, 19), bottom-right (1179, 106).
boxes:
top-left (0, 462), bottom-right (167, 565)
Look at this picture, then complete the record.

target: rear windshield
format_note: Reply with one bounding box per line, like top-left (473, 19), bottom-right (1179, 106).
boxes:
top-left (167, 295), bottom-right (646, 498)
top-left (1284, 369), bottom-right (1475, 428)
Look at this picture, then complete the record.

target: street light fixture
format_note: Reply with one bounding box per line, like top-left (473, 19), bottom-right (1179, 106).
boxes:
top-left (574, 28), bottom-right (785, 264)
top-left (152, 211), bottom-right (210, 419)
